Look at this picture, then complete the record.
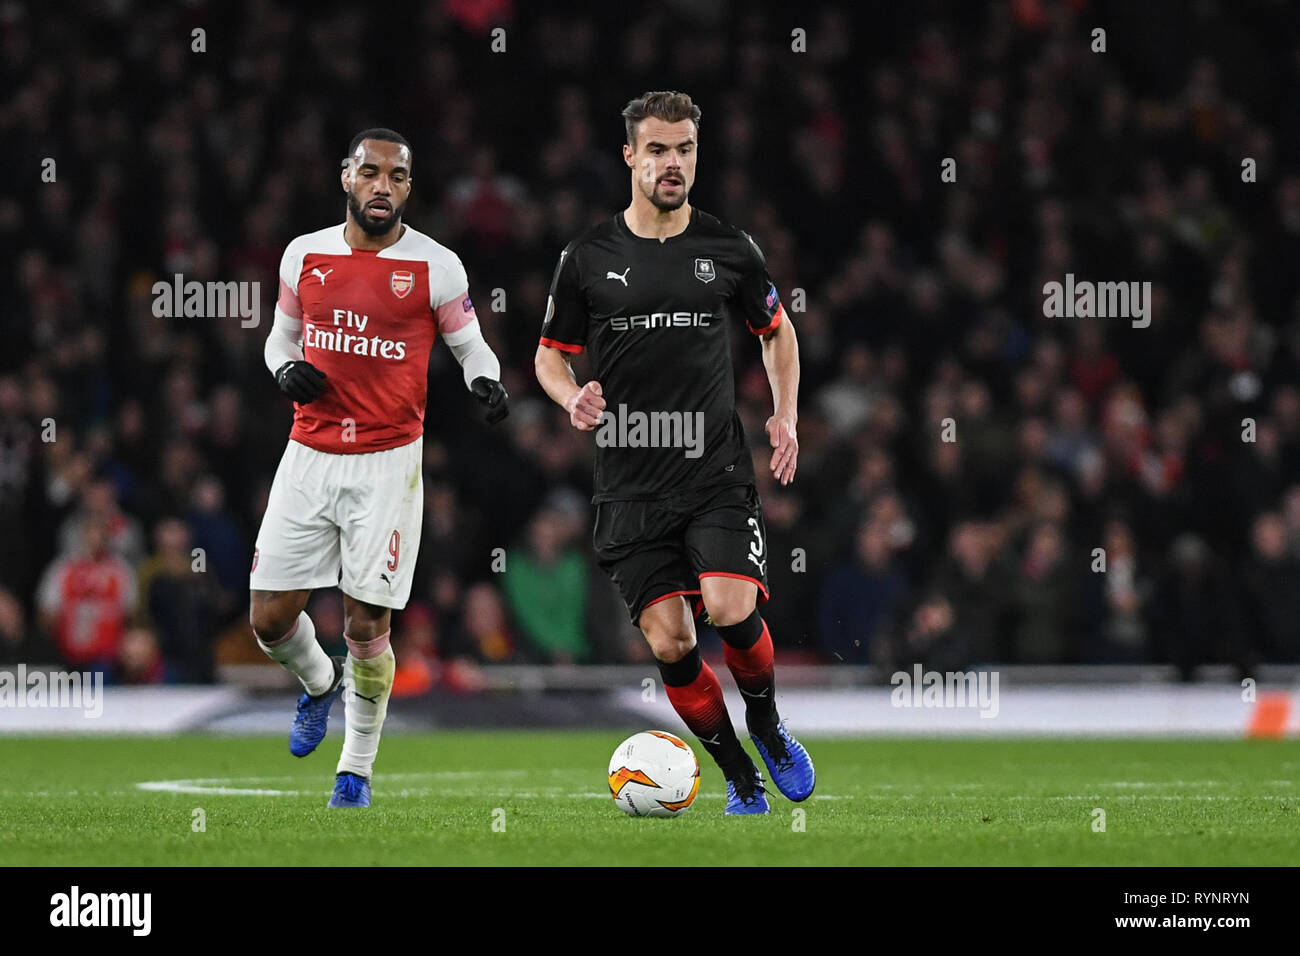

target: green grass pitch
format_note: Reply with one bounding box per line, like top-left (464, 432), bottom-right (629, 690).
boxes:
top-left (0, 733), bottom-right (1297, 865)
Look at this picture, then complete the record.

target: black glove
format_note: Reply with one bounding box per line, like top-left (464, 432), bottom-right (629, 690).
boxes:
top-left (470, 376), bottom-right (509, 425)
top-left (275, 361), bottom-right (328, 404)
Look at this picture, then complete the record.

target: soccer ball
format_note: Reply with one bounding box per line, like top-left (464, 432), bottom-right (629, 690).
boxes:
top-left (607, 730), bottom-right (701, 817)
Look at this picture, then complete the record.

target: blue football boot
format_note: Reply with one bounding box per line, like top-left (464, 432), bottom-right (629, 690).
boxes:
top-left (289, 656), bottom-right (345, 757)
top-left (750, 719), bottom-right (815, 802)
top-left (328, 771), bottom-right (371, 808)
top-left (723, 755), bottom-right (770, 815)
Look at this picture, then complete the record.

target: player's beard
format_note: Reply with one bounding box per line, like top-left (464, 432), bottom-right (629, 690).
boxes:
top-left (348, 190), bottom-right (405, 237)
top-left (647, 176), bottom-right (688, 211)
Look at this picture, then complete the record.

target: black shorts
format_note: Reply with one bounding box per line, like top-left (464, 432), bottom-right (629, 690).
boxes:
top-left (593, 483), bottom-right (770, 625)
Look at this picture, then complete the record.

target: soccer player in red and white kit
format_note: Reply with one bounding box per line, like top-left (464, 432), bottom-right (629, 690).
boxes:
top-left (250, 128), bottom-right (508, 808)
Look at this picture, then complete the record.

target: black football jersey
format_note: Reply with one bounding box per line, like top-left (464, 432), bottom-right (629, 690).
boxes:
top-left (540, 207), bottom-right (785, 503)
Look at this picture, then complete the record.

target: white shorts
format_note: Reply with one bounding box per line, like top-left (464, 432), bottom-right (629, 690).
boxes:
top-left (251, 437), bottom-right (423, 609)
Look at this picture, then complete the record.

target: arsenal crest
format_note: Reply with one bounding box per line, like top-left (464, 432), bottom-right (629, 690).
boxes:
top-left (694, 258), bottom-right (715, 283)
top-left (390, 270), bottom-right (415, 299)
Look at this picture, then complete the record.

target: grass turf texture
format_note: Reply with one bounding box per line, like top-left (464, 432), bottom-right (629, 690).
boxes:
top-left (0, 733), bottom-right (1296, 865)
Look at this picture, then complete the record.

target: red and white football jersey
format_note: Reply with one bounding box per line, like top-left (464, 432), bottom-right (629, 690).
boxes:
top-left (274, 223), bottom-right (478, 453)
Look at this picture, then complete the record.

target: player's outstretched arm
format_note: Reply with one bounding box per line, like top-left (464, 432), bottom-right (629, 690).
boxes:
top-left (760, 316), bottom-right (800, 486)
top-left (535, 344), bottom-right (604, 431)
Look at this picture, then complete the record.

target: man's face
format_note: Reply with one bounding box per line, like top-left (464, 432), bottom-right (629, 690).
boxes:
top-left (82, 521), bottom-right (108, 558)
top-left (624, 118), bottom-right (696, 211)
top-left (342, 139), bottom-right (412, 236)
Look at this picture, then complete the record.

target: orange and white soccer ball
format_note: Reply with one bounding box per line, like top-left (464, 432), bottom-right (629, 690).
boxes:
top-left (607, 731), bottom-right (701, 817)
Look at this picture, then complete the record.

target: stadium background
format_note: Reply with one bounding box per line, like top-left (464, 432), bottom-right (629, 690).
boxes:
top-left (3, 0), bottom-right (1299, 701)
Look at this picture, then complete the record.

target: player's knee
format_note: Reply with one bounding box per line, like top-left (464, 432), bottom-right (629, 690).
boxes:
top-left (250, 610), bottom-right (293, 644)
top-left (249, 595), bottom-right (298, 643)
top-left (702, 596), bottom-right (756, 628)
top-left (642, 625), bottom-right (694, 664)
top-left (343, 600), bottom-right (390, 642)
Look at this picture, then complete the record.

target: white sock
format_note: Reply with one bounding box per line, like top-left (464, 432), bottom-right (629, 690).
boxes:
top-left (336, 631), bottom-right (395, 780)
top-left (257, 611), bottom-right (336, 696)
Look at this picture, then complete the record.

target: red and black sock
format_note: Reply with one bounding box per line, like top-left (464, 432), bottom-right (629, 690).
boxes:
top-left (658, 645), bottom-right (745, 772)
top-left (716, 609), bottom-right (778, 731)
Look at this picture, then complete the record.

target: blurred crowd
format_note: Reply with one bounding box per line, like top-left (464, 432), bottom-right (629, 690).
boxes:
top-left (3, 0), bottom-right (1299, 685)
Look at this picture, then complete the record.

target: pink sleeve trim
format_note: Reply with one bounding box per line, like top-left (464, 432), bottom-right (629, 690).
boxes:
top-left (435, 290), bottom-right (475, 335)
top-left (277, 279), bottom-right (302, 320)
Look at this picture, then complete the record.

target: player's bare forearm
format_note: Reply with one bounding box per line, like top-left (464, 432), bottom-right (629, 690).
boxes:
top-left (535, 344), bottom-right (580, 408)
top-left (761, 317), bottom-right (800, 485)
top-left (535, 344), bottom-right (605, 430)
top-left (761, 318), bottom-right (799, 418)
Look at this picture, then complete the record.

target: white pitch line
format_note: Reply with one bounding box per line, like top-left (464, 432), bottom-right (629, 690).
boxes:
top-left (133, 775), bottom-right (853, 801)
top-left (135, 769), bottom-right (548, 797)
top-left (137, 779), bottom-right (308, 797)
top-left (122, 775), bottom-right (1300, 803)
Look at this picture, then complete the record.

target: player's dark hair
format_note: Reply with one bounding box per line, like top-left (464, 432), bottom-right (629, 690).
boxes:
top-left (346, 127), bottom-right (412, 164)
top-left (622, 91), bottom-right (701, 147)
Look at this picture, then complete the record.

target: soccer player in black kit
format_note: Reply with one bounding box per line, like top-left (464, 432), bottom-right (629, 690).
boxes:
top-left (535, 91), bottom-right (815, 814)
